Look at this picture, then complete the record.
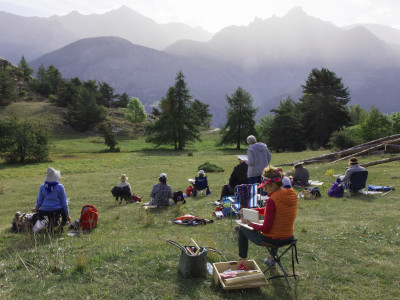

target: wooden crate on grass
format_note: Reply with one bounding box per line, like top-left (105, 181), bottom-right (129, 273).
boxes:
top-left (213, 260), bottom-right (268, 290)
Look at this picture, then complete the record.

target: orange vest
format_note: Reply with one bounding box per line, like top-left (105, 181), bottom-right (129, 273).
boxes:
top-left (261, 188), bottom-right (298, 239)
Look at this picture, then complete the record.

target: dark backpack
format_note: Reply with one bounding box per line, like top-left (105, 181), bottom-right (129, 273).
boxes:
top-left (328, 182), bottom-right (344, 197)
top-left (173, 191), bottom-right (186, 204)
top-left (306, 187), bottom-right (321, 197)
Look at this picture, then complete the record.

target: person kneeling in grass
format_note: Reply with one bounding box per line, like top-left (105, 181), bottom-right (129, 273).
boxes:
top-left (238, 166), bottom-right (298, 266)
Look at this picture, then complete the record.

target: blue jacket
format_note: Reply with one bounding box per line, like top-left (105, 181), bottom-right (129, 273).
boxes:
top-left (35, 182), bottom-right (69, 215)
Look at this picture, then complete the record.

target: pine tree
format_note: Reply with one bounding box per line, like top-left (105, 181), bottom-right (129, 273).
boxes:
top-left (218, 87), bottom-right (257, 150)
top-left (18, 56), bottom-right (33, 81)
top-left (299, 68), bottom-right (351, 149)
top-left (267, 97), bottom-right (306, 152)
top-left (191, 99), bottom-right (212, 128)
top-left (97, 81), bottom-right (116, 108)
top-left (146, 71), bottom-right (200, 150)
top-left (0, 68), bottom-right (16, 105)
top-left (66, 86), bottom-right (106, 131)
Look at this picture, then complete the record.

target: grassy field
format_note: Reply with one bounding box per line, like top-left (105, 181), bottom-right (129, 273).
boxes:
top-left (1, 131), bottom-right (399, 299)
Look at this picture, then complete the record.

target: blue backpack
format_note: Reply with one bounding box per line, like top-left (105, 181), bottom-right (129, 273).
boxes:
top-left (328, 181), bottom-right (344, 197)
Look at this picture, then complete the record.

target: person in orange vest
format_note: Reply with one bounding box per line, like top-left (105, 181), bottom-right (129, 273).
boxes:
top-left (238, 166), bottom-right (298, 266)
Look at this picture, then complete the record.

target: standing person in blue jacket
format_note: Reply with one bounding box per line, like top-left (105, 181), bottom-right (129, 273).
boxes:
top-left (246, 135), bottom-right (272, 184)
top-left (32, 167), bottom-right (71, 230)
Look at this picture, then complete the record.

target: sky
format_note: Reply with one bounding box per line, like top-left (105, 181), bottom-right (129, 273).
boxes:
top-left (0, 0), bottom-right (400, 33)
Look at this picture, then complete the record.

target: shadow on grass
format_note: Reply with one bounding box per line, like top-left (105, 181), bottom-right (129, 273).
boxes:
top-left (265, 268), bottom-right (299, 299)
top-left (2, 228), bottom-right (65, 252)
top-left (342, 193), bottom-right (377, 202)
top-left (210, 281), bottom-right (269, 299)
top-left (136, 148), bottom-right (198, 156)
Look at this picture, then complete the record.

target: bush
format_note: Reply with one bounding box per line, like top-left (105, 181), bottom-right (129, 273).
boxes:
top-left (0, 116), bottom-right (50, 164)
top-left (102, 123), bottom-right (118, 152)
top-left (328, 128), bottom-right (363, 150)
top-left (197, 162), bottom-right (224, 173)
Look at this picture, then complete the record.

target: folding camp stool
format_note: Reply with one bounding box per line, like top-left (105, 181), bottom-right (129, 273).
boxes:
top-left (260, 239), bottom-right (299, 287)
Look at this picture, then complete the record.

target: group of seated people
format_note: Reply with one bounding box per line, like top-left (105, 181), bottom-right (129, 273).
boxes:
top-left (32, 155), bottom-right (366, 267)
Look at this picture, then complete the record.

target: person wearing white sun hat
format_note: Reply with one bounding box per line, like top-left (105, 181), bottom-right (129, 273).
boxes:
top-left (32, 167), bottom-right (71, 231)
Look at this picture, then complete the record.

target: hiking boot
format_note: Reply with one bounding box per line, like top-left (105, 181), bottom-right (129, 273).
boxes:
top-left (264, 257), bottom-right (275, 267)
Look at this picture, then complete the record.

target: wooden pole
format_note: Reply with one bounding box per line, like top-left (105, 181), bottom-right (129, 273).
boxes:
top-left (276, 136), bottom-right (400, 167)
top-left (359, 156), bottom-right (400, 167)
top-left (328, 138), bottom-right (400, 164)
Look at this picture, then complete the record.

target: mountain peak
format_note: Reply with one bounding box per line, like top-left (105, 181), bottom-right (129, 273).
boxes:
top-left (66, 10), bottom-right (82, 17)
top-left (284, 6), bottom-right (308, 19)
top-left (113, 5), bottom-right (134, 13)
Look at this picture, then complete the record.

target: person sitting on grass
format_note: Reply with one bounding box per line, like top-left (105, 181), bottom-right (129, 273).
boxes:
top-left (31, 167), bottom-right (71, 231)
top-left (144, 173), bottom-right (174, 207)
top-left (114, 174), bottom-right (132, 203)
top-left (238, 166), bottom-right (298, 266)
top-left (292, 162), bottom-right (309, 187)
top-left (220, 155), bottom-right (248, 200)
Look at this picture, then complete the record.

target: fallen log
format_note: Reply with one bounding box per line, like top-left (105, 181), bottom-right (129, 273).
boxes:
top-left (345, 134), bottom-right (400, 151)
top-left (359, 156), bottom-right (400, 167)
top-left (328, 138), bottom-right (400, 164)
top-left (276, 135), bottom-right (400, 167)
top-left (384, 144), bottom-right (400, 153)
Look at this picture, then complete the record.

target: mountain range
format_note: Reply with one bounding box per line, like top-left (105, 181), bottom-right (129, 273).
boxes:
top-left (2, 6), bottom-right (400, 126)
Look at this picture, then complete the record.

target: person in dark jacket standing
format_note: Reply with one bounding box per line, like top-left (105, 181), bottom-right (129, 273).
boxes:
top-left (246, 135), bottom-right (272, 184)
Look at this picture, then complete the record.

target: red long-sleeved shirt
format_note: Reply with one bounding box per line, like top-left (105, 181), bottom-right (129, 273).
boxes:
top-left (249, 198), bottom-right (275, 233)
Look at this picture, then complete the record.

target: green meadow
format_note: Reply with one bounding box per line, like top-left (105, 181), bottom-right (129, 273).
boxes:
top-left (1, 131), bottom-right (399, 299)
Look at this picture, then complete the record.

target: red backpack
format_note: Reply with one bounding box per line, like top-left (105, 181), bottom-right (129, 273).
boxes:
top-left (186, 186), bottom-right (194, 197)
top-left (80, 205), bottom-right (98, 230)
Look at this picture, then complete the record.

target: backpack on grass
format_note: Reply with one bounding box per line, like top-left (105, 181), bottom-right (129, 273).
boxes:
top-left (80, 205), bottom-right (98, 230)
top-left (173, 191), bottom-right (186, 204)
top-left (328, 181), bottom-right (344, 198)
top-left (12, 212), bottom-right (33, 233)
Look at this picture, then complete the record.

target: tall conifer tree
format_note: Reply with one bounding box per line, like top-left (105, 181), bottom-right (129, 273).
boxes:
top-left (146, 71), bottom-right (200, 150)
top-left (218, 87), bottom-right (257, 150)
top-left (299, 68), bottom-right (351, 148)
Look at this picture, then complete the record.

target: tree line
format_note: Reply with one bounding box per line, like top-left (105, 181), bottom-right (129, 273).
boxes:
top-left (1, 57), bottom-right (399, 164)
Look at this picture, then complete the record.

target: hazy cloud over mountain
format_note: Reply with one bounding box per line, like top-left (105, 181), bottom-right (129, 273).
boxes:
top-left (2, 0), bottom-right (400, 33)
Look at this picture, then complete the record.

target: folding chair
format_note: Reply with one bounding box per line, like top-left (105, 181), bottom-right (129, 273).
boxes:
top-left (260, 239), bottom-right (299, 287)
top-left (345, 170), bottom-right (368, 197)
top-left (229, 184), bottom-right (260, 226)
top-left (193, 176), bottom-right (210, 196)
top-left (236, 183), bottom-right (259, 209)
top-left (32, 209), bottom-right (67, 235)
